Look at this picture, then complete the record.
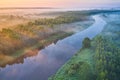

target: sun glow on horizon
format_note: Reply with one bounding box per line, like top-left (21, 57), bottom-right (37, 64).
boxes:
top-left (0, 0), bottom-right (120, 8)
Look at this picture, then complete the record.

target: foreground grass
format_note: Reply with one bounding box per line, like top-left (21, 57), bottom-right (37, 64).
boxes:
top-left (49, 49), bottom-right (95, 80)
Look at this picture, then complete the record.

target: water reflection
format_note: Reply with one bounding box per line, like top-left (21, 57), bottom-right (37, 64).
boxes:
top-left (0, 15), bottom-right (106, 80)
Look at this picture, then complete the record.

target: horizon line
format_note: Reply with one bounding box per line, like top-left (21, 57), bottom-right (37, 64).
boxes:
top-left (0, 6), bottom-right (119, 9)
top-left (0, 7), bottom-right (57, 9)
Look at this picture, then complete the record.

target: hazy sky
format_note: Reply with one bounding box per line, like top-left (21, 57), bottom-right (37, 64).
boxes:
top-left (0, 0), bottom-right (120, 8)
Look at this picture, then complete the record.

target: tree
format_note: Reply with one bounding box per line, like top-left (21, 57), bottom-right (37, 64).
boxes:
top-left (82, 37), bottom-right (91, 48)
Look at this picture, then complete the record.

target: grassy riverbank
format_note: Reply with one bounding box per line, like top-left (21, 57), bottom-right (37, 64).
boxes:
top-left (49, 12), bottom-right (120, 80)
top-left (0, 32), bottom-right (72, 67)
top-left (49, 48), bottom-right (94, 80)
top-left (0, 11), bottom-right (94, 67)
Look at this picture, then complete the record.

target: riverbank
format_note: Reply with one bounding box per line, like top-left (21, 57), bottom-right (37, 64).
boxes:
top-left (49, 12), bottom-right (120, 80)
top-left (49, 48), bottom-right (95, 80)
top-left (0, 10), bottom-right (96, 67)
top-left (0, 32), bottom-right (73, 67)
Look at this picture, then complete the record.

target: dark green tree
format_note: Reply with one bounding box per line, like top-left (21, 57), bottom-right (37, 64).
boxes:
top-left (82, 37), bottom-right (91, 48)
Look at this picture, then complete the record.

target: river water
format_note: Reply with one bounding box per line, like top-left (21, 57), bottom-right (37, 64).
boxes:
top-left (0, 15), bottom-right (106, 80)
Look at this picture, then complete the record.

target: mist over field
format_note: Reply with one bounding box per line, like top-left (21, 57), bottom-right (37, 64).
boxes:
top-left (0, 0), bottom-right (120, 80)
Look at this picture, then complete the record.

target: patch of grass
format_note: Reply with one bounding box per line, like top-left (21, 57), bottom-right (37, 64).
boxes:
top-left (49, 49), bottom-right (95, 80)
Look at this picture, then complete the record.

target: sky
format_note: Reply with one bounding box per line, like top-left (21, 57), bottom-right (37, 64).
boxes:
top-left (0, 0), bottom-right (120, 8)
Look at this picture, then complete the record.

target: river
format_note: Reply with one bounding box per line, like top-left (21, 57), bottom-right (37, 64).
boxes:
top-left (0, 15), bottom-right (106, 80)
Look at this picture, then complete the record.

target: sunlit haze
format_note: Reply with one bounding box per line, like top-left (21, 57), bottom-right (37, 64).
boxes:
top-left (0, 0), bottom-right (120, 8)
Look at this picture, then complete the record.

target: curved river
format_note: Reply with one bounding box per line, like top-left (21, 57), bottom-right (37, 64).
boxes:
top-left (0, 15), bottom-right (106, 80)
